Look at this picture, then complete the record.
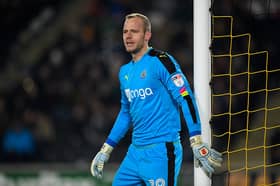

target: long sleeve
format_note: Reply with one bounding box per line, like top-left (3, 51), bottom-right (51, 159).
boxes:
top-left (153, 51), bottom-right (201, 137)
top-left (106, 70), bottom-right (132, 146)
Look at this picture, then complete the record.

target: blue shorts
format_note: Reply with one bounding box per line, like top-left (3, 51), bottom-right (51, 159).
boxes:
top-left (112, 141), bottom-right (183, 186)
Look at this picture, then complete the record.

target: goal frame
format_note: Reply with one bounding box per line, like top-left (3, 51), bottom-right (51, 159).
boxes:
top-left (193, 0), bottom-right (212, 185)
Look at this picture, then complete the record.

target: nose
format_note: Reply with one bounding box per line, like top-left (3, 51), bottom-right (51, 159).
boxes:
top-left (125, 31), bottom-right (132, 39)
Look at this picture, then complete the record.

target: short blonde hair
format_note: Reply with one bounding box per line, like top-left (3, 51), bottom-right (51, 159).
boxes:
top-left (125, 13), bottom-right (151, 32)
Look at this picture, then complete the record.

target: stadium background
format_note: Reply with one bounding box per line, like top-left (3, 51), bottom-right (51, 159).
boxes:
top-left (0, 0), bottom-right (279, 185)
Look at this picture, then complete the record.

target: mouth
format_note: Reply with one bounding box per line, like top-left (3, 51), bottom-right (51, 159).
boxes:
top-left (126, 41), bottom-right (134, 46)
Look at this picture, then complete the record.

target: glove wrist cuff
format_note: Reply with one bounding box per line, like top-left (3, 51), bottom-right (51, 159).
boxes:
top-left (190, 135), bottom-right (202, 147)
top-left (100, 143), bottom-right (114, 154)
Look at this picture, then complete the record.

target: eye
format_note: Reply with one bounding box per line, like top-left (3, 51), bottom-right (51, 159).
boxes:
top-left (131, 29), bottom-right (139, 33)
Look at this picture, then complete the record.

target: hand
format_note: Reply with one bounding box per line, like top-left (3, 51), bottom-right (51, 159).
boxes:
top-left (90, 143), bottom-right (113, 179)
top-left (190, 135), bottom-right (223, 177)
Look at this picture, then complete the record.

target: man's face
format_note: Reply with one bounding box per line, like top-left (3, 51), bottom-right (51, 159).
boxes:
top-left (122, 17), bottom-right (150, 54)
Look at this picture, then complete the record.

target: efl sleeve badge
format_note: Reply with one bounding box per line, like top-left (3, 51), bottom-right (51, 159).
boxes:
top-left (171, 74), bottom-right (184, 87)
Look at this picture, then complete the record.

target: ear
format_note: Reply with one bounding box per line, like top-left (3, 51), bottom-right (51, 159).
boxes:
top-left (144, 31), bottom-right (152, 42)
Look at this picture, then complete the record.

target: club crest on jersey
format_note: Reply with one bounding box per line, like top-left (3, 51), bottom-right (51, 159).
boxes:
top-left (171, 74), bottom-right (184, 87)
top-left (140, 70), bottom-right (147, 78)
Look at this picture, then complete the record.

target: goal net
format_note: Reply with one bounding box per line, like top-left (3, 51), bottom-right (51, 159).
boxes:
top-left (211, 15), bottom-right (280, 186)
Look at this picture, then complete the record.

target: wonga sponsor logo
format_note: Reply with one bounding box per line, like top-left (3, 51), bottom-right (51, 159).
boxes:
top-left (125, 88), bottom-right (153, 102)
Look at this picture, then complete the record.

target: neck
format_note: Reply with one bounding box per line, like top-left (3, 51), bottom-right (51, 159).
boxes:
top-left (132, 46), bottom-right (149, 62)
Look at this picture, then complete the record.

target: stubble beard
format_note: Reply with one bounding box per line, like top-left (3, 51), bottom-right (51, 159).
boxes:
top-left (126, 42), bottom-right (144, 56)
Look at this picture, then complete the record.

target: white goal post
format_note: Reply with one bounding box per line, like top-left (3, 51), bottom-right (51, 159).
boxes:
top-left (193, 0), bottom-right (212, 185)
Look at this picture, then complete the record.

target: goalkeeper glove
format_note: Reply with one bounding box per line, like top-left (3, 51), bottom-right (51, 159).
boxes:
top-left (190, 135), bottom-right (223, 177)
top-left (90, 143), bottom-right (113, 179)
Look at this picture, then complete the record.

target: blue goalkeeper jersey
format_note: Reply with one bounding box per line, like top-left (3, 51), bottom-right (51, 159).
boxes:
top-left (107, 48), bottom-right (201, 146)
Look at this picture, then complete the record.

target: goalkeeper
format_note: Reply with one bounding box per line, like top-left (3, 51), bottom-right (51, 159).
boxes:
top-left (91, 13), bottom-right (223, 186)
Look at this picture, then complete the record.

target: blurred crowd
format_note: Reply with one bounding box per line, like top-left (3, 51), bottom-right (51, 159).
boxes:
top-left (0, 0), bottom-right (279, 170)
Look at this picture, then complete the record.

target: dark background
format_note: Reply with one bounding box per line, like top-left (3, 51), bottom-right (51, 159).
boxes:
top-left (0, 0), bottom-right (279, 174)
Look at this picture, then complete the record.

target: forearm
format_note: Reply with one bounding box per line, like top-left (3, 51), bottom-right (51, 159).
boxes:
top-left (107, 108), bottom-right (131, 145)
top-left (180, 96), bottom-right (201, 137)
